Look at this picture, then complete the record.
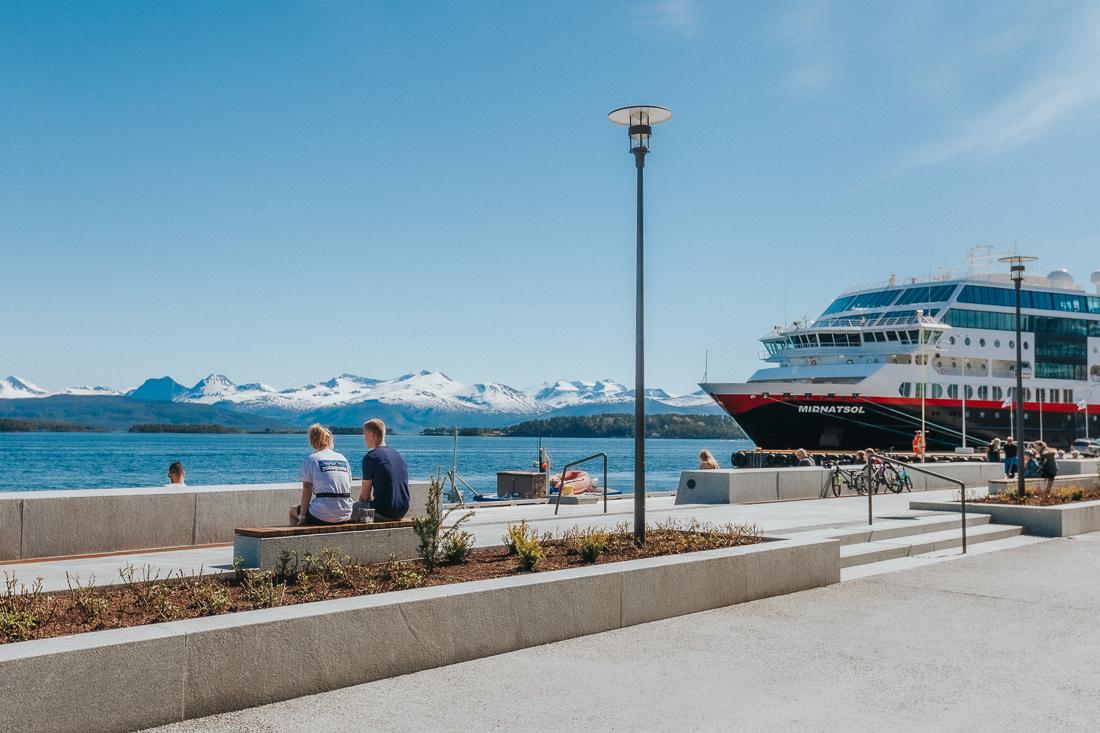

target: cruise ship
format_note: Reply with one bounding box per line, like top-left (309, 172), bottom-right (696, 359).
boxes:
top-left (701, 257), bottom-right (1100, 451)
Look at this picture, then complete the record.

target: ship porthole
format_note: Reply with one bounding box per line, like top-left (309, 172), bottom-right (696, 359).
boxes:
top-left (995, 340), bottom-right (1001, 348)
top-left (979, 338), bottom-right (986, 347)
top-left (964, 337), bottom-right (971, 345)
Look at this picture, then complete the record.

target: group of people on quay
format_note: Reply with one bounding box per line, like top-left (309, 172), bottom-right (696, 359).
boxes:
top-left (985, 436), bottom-right (1070, 491)
top-left (163, 418), bottom-right (410, 526)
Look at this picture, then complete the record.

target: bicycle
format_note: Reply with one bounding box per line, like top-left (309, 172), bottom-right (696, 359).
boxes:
top-left (864, 459), bottom-right (910, 494)
top-left (824, 462), bottom-right (865, 497)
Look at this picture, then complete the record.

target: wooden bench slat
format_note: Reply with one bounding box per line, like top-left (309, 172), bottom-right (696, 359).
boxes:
top-left (235, 519), bottom-right (414, 538)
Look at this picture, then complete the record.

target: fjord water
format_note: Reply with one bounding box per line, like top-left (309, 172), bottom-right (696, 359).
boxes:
top-left (0, 433), bottom-right (753, 495)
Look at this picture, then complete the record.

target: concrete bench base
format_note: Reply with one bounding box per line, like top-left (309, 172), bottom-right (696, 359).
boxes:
top-left (233, 523), bottom-right (419, 570)
top-left (910, 497), bottom-right (1100, 537)
top-left (988, 474), bottom-right (1100, 495)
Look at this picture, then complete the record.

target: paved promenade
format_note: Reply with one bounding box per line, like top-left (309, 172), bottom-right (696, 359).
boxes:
top-left (1, 488), bottom-right (972, 591)
top-left (146, 531), bottom-right (1100, 733)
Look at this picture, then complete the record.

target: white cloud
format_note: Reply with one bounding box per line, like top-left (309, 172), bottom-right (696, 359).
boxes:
top-left (776, 0), bottom-right (838, 96)
top-left (901, 6), bottom-right (1100, 169)
top-left (633, 0), bottom-right (700, 38)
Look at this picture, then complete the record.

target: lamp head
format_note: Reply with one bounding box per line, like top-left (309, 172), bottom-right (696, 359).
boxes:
top-left (997, 255), bottom-right (1037, 282)
top-left (608, 105), bottom-right (671, 153)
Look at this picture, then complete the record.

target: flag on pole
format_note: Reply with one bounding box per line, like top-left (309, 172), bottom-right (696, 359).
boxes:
top-left (1078, 399), bottom-right (1089, 412)
top-left (1001, 396), bottom-right (1013, 409)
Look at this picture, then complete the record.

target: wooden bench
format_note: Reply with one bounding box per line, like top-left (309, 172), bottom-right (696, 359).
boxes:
top-left (233, 519), bottom-right (419, 570)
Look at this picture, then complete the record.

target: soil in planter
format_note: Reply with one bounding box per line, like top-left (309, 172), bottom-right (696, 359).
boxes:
top-left (973, 485), bottom-right (1100, 507)
top-left (0, 520), bottom-right (763, 645)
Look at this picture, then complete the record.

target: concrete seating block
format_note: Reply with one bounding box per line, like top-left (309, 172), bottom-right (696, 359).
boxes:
top-left (0, 497), bottom-right (22, 561)
top-left (0, 628), bottom-right (187, 733)
top-left (20, 491), bottom-right (196, 559)
top-left (233, 520), bottom-right (419, 569)
top-left (194, 485), bottom-right (300, 545)
top-left (675, 469), bottom-right (777, 504)
top-left (776, 468), bottom-right (831, 500)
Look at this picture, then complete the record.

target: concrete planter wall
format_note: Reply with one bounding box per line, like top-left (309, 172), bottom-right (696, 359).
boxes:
top-left (0, 482), bottom-right (429, 561)
top-left (0, 535), bottom-right (838, 733)
top-left (910, 497), bottom-right (1100, 537)
top-left (676, 462), bottom-right (1004, 505)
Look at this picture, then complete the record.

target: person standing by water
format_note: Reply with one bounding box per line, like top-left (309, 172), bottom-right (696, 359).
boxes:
top-left (289, 424), bottom-right (353, 526)
top-left (985, 438), bottom-right (1001, 464)
top-left (360, 418), bottom-right (410, 520)
top-left (698, 449), bottom-right (720, 470)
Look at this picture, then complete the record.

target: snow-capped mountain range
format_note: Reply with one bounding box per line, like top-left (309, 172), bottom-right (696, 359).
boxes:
top-left (0, 371), bottom-right (718, 429)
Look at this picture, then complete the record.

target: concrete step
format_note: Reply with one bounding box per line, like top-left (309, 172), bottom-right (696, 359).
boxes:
top-left (840, 535), bottom-right (1050, 582)
top-left (840, 523), bottom-right (1024, 568)
top-left (791, 511), bottom-right (992, 547)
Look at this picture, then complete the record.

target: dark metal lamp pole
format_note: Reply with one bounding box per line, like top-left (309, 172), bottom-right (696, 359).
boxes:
top-left (609, 105), bottom-right (671, 543)
top-left (998, 255), bottom-right (1037, 500)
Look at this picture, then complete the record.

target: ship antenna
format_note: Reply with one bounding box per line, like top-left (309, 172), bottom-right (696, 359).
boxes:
top-left (702, 349), bottom-right (709, 383)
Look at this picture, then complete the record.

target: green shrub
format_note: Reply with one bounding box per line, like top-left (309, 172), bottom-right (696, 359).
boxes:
top-left (303, 549), bottom-right (353, 588)
top-left (506, 521), bottom-right (545, 571)
top-left (412, 470), bottom-right (475, 572)
top-left (241, 570), bottom-right (283, 608)
top-left (442, 531), bottom-right (474, 564)
top-left (0, 609), bottom-right (39, 642)
top-left (382, 555), bottom-right (426, 590)
top-left (66, 574), bottom-right (111, 629)
top-left (569, 527), bottom-right (609, 564)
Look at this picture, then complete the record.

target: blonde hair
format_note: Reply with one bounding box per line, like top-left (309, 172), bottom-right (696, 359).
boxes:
top-left (363, 418), bottom-right (386, 442)
top-left (699, 449), bottom-right (718, 467)
top-left (308, 424), bottom-right (334, 451)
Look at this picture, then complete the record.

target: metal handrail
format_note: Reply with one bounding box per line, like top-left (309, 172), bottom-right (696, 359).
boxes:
top-left (871, 452), bottom-right (967, 553)
top-left (552, 452), bottom-right (609, 515)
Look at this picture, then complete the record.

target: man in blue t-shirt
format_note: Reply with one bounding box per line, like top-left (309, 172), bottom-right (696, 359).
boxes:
top-left (360, 418), bottom-right (410, 520)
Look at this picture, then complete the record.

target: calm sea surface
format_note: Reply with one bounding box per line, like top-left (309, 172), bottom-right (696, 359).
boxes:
top-left (0, 433), bottom-right (753, 496)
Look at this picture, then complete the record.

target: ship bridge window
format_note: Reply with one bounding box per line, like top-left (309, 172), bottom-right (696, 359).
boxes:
top-left (822, 295), bottom-right (856, 315)
top-left (898, 382), bottom-right (912, 398)
top-left (959, 285), bottom-right (1092, 313)
top-left (848, 289), bottom-right (902, 310)
top-left (895, 284), bottom-right (956, 306)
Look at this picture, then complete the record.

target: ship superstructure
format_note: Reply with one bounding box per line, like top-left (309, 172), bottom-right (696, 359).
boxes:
top-left (702, 261), bottom-right (1100, 450)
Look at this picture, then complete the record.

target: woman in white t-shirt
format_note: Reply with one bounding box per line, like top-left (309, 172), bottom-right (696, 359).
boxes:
top-left (289, 424), bottom-right (353, 526)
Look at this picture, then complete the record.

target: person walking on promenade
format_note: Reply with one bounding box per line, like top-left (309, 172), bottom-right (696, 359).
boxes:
top-left (1003, 436), bottom-right (1018, 478)
top-left (290, 424), bottom-right (353, 526)
top-left (1037, 441), bottom-right (1058, 495)
top-left (912, 430), bottom-right (926, 461)
top-left (698, 449), bottom-right (720, 470)
top-left (166, 461), bottom-right (187, 487)
top-left (360, 418), bottom-right (410, 521)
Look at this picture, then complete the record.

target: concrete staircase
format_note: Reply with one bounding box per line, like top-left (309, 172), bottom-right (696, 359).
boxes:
top-left (784, 511), bottom-right (1037, 581)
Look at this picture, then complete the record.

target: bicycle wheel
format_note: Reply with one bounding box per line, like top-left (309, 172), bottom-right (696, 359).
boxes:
top-left (851, 472), bottom-right (867, 496)
top-left (901, 471), bottom-right (913, 492)
top-left (883, 464), bottom-right (904, 494)
top-left (830, 470), bottom-right (843, 497)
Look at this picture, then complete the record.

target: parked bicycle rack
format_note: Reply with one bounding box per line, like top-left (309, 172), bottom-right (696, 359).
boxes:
top-left (869, 451), bottom-right (968, 553)
top-left (553, 452), bottom-right (609, 516)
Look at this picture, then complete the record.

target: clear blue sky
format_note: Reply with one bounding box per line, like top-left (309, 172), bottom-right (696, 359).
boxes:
top-left (2, 1), bottom-right (1098, 394)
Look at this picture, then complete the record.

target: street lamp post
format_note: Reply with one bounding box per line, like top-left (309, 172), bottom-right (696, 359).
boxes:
top-left (608, 105), bottom-right (671, 543)
top-left (998, 255), bottom-right (1037, 499)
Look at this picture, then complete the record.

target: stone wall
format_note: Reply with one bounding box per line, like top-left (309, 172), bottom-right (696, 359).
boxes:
top-left (0, 482), bottom-right (430, 561)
